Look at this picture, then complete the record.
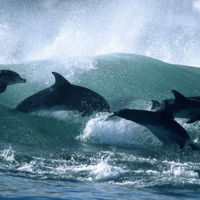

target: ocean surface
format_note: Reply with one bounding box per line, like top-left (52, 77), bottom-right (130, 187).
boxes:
top-left (1, 54), bottom-right (200, 199)
top-left (1, 0), bottom-right (200, 199)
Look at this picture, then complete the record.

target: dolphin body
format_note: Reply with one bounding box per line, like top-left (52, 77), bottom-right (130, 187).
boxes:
top-left (151, 90), bottom-right (200, 119)
top-left (111, 109), bottom-right (199, 150)
top-left (152, 97), bottom-right (200, 110)
top-left (0, 70), bottom-right (26, 93)
top-left (16, 72), bottom-right (110, 116)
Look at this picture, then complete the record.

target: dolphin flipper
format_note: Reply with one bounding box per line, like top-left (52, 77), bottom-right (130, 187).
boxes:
top-left (186, 115), bottom-right (200, 124)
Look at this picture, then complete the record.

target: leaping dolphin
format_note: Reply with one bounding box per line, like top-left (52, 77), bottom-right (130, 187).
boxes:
top-left (151, 90), bottom-right (200, 119)
top-left (110, 109), bottom-right (199, 150)
top-left (16, 72), bottom-right (110, 116)
top-left (0, 70), bottom-right (26, 93)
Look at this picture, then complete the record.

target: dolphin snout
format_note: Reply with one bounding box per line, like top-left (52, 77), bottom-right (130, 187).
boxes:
top-left (106, 112), bottom-right (119, 120)
top-left (19, 78), bottom-right (27, 83)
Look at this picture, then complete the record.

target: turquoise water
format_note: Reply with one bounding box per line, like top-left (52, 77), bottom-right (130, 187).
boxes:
top-left (1, 54), bottom-right (200, 199)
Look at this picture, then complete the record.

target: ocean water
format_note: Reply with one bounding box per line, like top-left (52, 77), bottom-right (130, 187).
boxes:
top-left (1, 0), bottom-right (200, 199)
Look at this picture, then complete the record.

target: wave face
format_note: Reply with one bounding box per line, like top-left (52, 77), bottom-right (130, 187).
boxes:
top-left (1, 0), bottom-right (200, 199)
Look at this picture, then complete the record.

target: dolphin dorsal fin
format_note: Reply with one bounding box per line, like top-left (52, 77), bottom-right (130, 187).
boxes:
top-left (52, 72), bottom-right (71, 86)
top-left (172, 90), bottom-right (188, 104)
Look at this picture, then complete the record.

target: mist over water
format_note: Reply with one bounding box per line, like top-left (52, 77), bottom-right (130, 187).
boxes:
top-left (0, 0), bottom-right (200, 66)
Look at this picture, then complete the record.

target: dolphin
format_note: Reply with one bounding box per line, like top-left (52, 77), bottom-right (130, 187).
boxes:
top-left (110, 109), bottom-right (199, 150)
top-left (152, 97), bottom-right (200, 110)
top-left (151, 90), bottom-right (200, 119)
top-left (15, 72), bottom-right (110, 116)
top-left (0, 70), bottom-right (26, 93)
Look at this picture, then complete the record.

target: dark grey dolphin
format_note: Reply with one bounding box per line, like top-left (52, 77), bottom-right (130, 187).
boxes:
top-left (151, 90), bottom-right (200, 119)
top-left (16, 72), bottom-right (110, 116)
top-left (152, 97), bottom-right (200, 110)
top-left (110, 109), bottom-right (199, 150)
top-left (0, 70), bottom-right (26, 93)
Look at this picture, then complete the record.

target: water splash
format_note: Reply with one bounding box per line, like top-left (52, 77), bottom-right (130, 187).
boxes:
top-left (1, 0), bottom-right (200, 66)
top-left (78, 113), bottom-right (162, 147)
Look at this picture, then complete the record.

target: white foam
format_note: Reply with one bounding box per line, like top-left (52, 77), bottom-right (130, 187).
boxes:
top-left (0, 146), bottom-right (15, 162)
top-left (77, 113), bottom-right (161, 147)
top-left (193, 0), bottom-right (200, 13)
top-left (162, 160), bottom-right (200, 179)
top-left (1, 1), bottom-right (200, 66)
top-left (13, 152), bottom-right (125, 182)
top-left (34, 110), bottom-right (83, 123)
top-left (89, 160), bottom-right (124, 181)
top-left (17, 161), bottom-right (36, 173)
